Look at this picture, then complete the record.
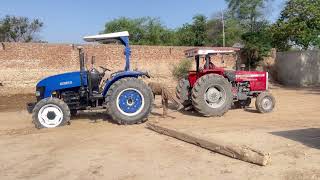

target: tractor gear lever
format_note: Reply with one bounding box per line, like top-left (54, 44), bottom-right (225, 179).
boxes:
top-left (91, 56), bottom-right (96, 69)
top-left (99, 66), bottom-right (111, 73)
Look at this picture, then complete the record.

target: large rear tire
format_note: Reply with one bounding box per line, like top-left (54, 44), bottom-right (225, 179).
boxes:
top-left (176, 78), bottom-right (192, 107)
top-left (191, 74), bottom-right (233, 117)
top-left (106, 78), bottom-right (153, 125)
top-left (255, 92), bottom-right (275, 113)
top-left (32, 97), bottom-right (71, 129)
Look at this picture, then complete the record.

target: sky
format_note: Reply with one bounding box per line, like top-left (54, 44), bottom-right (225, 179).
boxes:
top-left (0, 0), bottom-right (284, 43)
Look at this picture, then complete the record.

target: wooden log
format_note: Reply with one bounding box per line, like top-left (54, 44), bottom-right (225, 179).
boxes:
top-left (146, 122), bottom-right (270, 166)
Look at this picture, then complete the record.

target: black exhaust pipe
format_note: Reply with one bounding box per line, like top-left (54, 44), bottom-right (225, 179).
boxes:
top-left (78, 47), bottom-right (86, 97)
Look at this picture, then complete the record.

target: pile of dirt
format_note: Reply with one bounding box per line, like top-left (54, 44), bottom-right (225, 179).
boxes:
top-left (0, 94), bottom-right (35, 112)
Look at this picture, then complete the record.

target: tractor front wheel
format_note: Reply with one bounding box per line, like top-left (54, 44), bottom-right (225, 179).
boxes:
top-left (106, 78), bottom-right (153, 125)
top-left (255, 92), bottom-right (275, 113)
top-left (32, 97), bottom-right (71, 129)
top-left (192, 74), bottom-right (233, 117)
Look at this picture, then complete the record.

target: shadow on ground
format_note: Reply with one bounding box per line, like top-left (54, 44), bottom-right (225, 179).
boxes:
top-left (178, 105), bottom-right (260, 117)
top-left (270, 128), bottom-right (320, 150)
top-left (270, 84), bottom-right (320, 95)
top-left (71, 111), bottom-right (115, 124)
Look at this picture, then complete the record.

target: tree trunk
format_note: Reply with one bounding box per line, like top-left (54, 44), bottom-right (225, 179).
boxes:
top-left (147, 122), bottom-right (270, 166)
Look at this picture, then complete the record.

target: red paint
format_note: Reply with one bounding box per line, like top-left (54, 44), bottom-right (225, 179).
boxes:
top-left (188, 68), bottom-right (225, 87)
top-left (188, 67), bottom-right (267, 91)
top-left (235, 71), bottom-right (267, 91)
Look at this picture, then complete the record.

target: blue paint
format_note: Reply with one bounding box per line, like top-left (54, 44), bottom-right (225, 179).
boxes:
top-left (37, 71), bottom-right (87, 98)
top-left (118, 89), bottom-right (143, 114)
top-left (35, 32), bottom-right (149, 101)
top-left (102, 71), bottom-right (148, 96)
top-left (119, 36), bottom-right (131, 71)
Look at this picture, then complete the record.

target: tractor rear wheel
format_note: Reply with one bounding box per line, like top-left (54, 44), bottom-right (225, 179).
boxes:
top-left (176, 78), bottom-right (192, 107)
top-left (255, 92), bottom-right (275, 113)
top-left (106, 78), bottom-right (153, 125)
top-left (192, 74), bottom-right (233, 117)
top-left (32, 97), bottom-right (71, 129)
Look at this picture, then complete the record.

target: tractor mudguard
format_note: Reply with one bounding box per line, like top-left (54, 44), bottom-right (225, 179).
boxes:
top-left (102, 71), bottom-right (149, 96)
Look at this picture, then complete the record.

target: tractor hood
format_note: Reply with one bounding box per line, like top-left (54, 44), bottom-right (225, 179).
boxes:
top-left (37, 71), bottom-right (87, 98)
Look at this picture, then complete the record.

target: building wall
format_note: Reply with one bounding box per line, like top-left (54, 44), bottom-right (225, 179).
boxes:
top-left (0, 42), bottom-right (237, 95)
top-left (276, 50), bottom-right (320, 86)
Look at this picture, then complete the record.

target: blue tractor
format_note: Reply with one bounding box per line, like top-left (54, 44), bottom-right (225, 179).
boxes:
top-left (27, 31), bottom-right (154, 128)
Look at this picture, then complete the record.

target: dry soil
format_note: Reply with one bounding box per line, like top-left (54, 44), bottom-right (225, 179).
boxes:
top-left (0, 86), bottom-right (319, 180)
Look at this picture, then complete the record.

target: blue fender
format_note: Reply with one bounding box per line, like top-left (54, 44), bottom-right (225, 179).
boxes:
top-left (102, 71), bottom-right (149, 96)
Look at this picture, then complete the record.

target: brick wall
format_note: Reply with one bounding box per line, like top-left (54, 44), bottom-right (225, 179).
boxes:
top-left (0, 42), bottom-right (237, 95)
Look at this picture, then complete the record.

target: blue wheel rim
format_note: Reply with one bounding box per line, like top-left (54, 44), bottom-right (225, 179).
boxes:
top-left (117, 88), bottom-right (144, 116)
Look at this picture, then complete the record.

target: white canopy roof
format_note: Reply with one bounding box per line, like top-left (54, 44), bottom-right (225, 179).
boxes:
top-left (185, 47), bottom-right (240, 57)
top-left (83, 31), bottom-right (129, 42)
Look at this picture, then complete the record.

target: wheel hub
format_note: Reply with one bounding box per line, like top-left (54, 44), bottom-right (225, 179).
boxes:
top-left (262, 97), bottom-right (272, 110)
top-left (206, 87), bottom-right (222, 103)
top-left (117, 88), bottom-right (145, 117)
top-left (204, 86), bottom-right (226, 109)
top-left (127, 98), bottom-right (134, 106)
top-left (38, 104), bottom-right (63, 128)
top-left (47, 111), bottom-right (56, 120)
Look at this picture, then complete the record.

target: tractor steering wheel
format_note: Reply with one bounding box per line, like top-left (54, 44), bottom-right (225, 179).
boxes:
top-left (99, 66), bottom-right (111, 73)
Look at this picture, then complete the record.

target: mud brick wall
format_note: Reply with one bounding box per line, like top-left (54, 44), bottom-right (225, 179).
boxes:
top-left (276, 50), bottom-right (320, 86)
top-left (0, 42), bottom-right (237, 95)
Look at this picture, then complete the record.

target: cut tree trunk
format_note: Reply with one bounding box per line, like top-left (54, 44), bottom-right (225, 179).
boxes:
top-left (146, 122), bottom-right (270, 166)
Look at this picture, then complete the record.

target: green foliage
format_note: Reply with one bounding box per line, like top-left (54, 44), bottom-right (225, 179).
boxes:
top-left (207, 11), bottom-right (246, 46)
top-left (241, 30), bottom-right (272, 68)
top-left (171, 59), bottom-right (192, 80)
top-left (176, 15), bottom-right (208, 46)
top-left (224, 0), bottom-right (273, 68)
top-left (270, 0), bottom-right (320, 50)
top-left (225, 0), bottom-right (270, 32)
top-left (103, 17), bottom-right (176, 45)
top-left (191, 15), bottom-right (208, 46)
top-left (0, 15), bottom-right (43, 42)
top-left (103, 15), bottom-right (209, 46)
top-left (175, 24), bottom-right (195, 46)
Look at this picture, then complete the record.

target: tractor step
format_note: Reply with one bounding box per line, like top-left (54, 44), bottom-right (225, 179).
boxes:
top-left (91, 92), bottom-right (104, 100)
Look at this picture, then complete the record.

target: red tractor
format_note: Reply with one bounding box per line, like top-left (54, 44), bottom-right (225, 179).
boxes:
top-left (176, 47), bottom-right (275, 117)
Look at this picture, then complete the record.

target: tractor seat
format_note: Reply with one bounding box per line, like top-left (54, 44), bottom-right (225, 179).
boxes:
top-left (99, 72), bottom-right (112, 91)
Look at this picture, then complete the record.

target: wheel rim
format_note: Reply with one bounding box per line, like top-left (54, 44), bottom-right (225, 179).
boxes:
top-left (37, 104), bottom-right (64, 128)
top-left (116, 88), bottom-right (145, 117)
top-left (204, 85), bottom-right (226, 109)
top-left (261, 97), bottom-right (273, 110)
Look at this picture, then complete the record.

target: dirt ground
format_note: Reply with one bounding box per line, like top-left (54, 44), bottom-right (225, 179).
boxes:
top-left (0, 86), bottom-right (320, 180)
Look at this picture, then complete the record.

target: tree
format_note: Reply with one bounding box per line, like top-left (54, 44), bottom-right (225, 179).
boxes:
top-left (140, 18), bottom-right (176, 45)
top-left (103, 17), bottom-right (176, 45)
top-left (191, 15), bottom-right (208, 46)
top-left (176, 14), bottom-right (208, 46)
top-left (225, 0), bottom-right (270, 32)
top-left (176, 24), bottom-right (195, 46)
top-left (0, 15), bottom-right (43, 42)
top-left (103, 17), bottom-right (146, 44)
top-left (271, 0), bottom-right (320, 50)
top-left (207, 11), bottom-right (246, 46)
top-left (241, 30), bottom-right (272, 68)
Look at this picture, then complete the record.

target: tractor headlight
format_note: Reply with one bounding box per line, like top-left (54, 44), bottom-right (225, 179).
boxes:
top-left (35, 86), bottom-right (45, 101)
top-left (35, 91), bottom-right (41, 97)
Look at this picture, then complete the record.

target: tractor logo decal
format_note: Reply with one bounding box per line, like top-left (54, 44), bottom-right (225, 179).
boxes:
top-left (236, 74), bottom-right (265, 78)
top-left (60, 81), bottom-right (73, 86)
